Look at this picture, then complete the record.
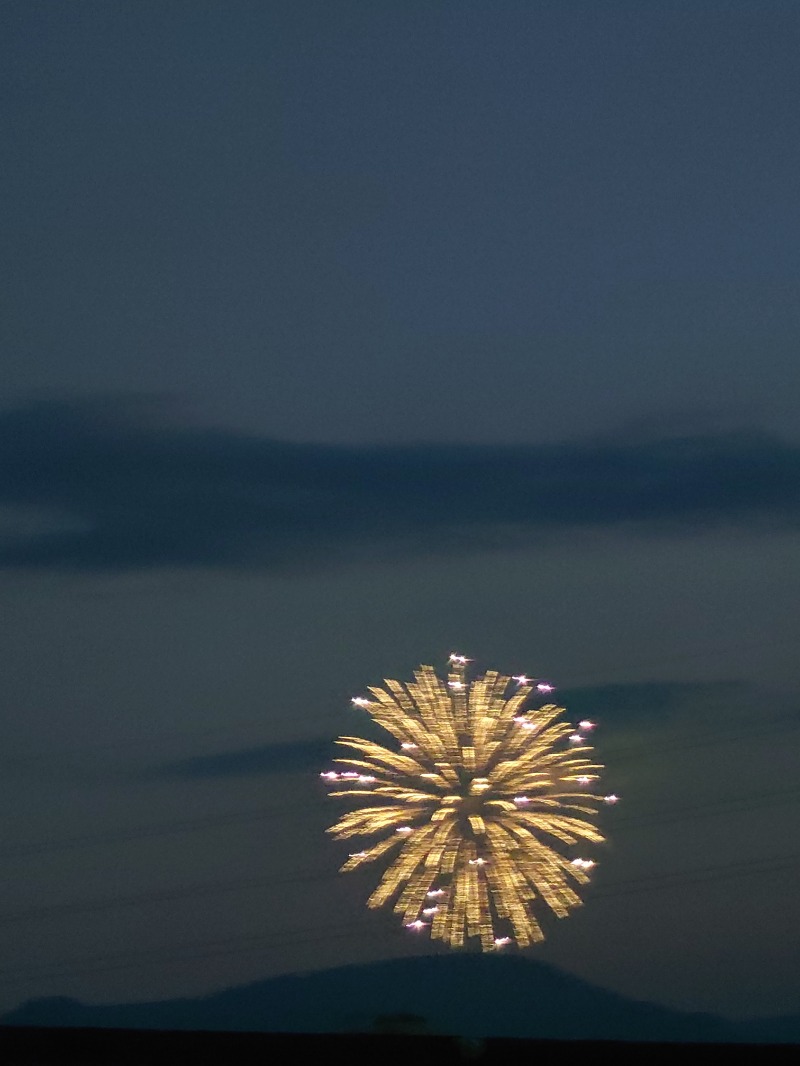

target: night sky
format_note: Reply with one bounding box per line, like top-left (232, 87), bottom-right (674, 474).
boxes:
top-left (2, 1), bottom-right (800, 1025)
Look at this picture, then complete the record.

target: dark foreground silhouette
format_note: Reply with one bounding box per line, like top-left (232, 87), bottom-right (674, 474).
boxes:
top-left (3, 955), bottom-right (799, 1046)
top-left (2, 1027), bottom-right (800, 1066)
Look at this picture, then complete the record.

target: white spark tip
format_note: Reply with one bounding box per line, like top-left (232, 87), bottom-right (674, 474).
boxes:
top-left (536, 682), bottom-right (555, 693)
top-left (406, 920), bottom-right (428, 930)
top-left (569, 734), bottom-right (585, 744)
top-left (468, 857), bottom-right (487, 865)
top-left (578, 720), bottom-right (596, 730)
top-left (512, 675), bottom-right (530, 685)
top-left (448, 680), bottom-right (465, 690)
top-left (604, 794), bottom-right (620, 804)
top-left (401, 741), bottom-right (418, 750)
top-left (494, 937), bottom-right (512, 947)
top-left (351, 697), bottom-right (370, 707)
top-left (396, 826), bottom-right (414, 834)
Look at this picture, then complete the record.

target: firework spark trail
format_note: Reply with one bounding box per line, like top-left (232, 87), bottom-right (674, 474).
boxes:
top-left (322, 657), bottom-right (615, 950)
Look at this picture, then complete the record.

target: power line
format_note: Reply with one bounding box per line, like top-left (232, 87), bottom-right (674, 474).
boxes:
top-left (591, 852), bottom-right (800, 899)
top-left (4, 714), bottom-right (799, 864)
top-left (1, 849), bottom-right (798, 991)
top-left (613, 783), bottom-right (800, 832)
top-left (1, 780), bottom-right (799, 927)
top-left (0, 798), bottom-right (328, 860)
top-left (0, 867), bottom-right (334, 926)
top-left (0, 922), bottom-right (374, 987)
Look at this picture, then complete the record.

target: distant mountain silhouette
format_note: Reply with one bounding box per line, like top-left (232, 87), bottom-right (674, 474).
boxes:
top-left (3, 955), bottom-right (798, 1044)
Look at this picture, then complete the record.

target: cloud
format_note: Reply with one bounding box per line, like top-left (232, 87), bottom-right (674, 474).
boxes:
top-left (147, 738), bottom-right (334, 780)
top-left (557, 680), bottom-right (741, 728)
top-left (145, 680), bottom-right (756, 782)
top-left (0, 395), bottom-right (798, 572)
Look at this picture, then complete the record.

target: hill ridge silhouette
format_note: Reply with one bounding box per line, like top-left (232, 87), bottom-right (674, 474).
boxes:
top-left (6, 953), bottom-right (798, 1043)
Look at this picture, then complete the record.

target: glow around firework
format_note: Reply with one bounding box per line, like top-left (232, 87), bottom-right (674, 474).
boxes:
top-left (322, 656), bottom-right (616, 950)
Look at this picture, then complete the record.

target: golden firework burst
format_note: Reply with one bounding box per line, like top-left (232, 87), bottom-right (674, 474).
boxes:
top-left (322, 656), bottom-right (615, 950)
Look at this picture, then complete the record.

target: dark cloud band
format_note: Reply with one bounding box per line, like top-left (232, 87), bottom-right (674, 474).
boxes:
top-left (0, 397), bottom-right (798, 571)
top-left (145, 681), bottom-right (750, 782)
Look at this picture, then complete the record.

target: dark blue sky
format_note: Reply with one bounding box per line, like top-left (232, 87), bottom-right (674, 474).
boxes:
top-left (5, 1), bottom-right (800, 442)
top-left (1, 1), bottom-right (799, 1027)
